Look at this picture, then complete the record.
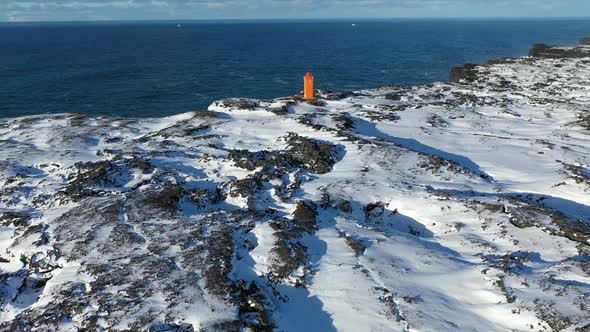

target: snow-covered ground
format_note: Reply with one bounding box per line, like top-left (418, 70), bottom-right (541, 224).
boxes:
top-left (1, 55), bottom-right (589, 331)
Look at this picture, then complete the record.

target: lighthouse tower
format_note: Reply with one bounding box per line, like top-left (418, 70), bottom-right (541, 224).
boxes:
top-left (304, 72), bottom-right (315, 100)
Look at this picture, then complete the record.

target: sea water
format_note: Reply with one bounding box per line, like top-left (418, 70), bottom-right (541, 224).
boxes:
top-left (1, 18), bottom-right (590, 118)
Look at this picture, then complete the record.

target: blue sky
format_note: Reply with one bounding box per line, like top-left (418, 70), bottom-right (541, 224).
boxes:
top-left (1, 0), bottom-right (589, 22)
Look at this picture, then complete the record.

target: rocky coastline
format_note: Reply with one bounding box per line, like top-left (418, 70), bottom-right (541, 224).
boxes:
top-left (450, 37), bottom-right (590, 83)
top-left (1, 39), bottom-right (590, 331)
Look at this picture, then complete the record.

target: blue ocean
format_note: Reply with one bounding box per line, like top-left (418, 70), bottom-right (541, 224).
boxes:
top-left (2, 19), bottom-right (590, 118)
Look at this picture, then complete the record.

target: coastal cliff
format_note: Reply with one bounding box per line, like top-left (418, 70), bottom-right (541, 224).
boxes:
top-left (1, 41), bottom-right (590, 331)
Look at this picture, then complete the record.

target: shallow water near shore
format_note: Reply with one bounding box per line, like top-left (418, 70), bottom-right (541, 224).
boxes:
top-left (2, 18), bottom-right (590, 118)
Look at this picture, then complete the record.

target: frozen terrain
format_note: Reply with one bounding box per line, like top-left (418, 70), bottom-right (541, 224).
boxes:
top-left (1, 45), bottom-right (590, 331)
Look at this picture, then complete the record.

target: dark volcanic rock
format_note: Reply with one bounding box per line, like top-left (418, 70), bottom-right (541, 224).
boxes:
top-left (333, 114), bottom-right (354, 130)
top-left (285, 133), bottom-right (338, 174)
top-left (529, 43), bottom-right (590, 58)
top-left (292, 200), bottom-right (318, 234)
top-left (269, 235), bottom-right (304, 280)
top-left (203, 223), bottom-right (235, 296)
top-left (487, 58), bottom-right (520, 65)
top-left (229, 133), bottom-right (338, 176)
top-left (228, 149), bottom-right (289, 172)
top-left (267, 201), bottom-right (318, 282)
top-left (0, 212), bottom-right (31, 229)
top-left (125, 182), bottom-right (183, 223)
top-left (62, 160), bottom-right (133, 198)
top-left (142, 182), bottom-right (183, 213)
top-left (233, 281), bottom-right (273, 331)
top-left (267, 103), bottom-right (293, 115)
top-left (324, 91), bottom-right (368, 101)
top-left (450, 64), bottom-right (479, 83)
top-left (574, 112), bottom-right (590, 130)
top-left (306, 99), bottom-right (327, 107)
top-left (125, 156), bottom-right (155, 173)
top-left (217, 98), bottom-right (259, 110)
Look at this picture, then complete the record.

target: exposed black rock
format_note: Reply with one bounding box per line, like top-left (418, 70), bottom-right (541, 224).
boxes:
top-left (365, 201), bottom-right (387, 219)
top-left (529, 43), bottom-right (590, 58)
top-left (217, 98), bottom-right (259, 110)
top-left (574, 112), bottom-right (590, 130)
top-left (384, 92), bottom-right (403, 101)
top-left (292, 200), bottom-right (318, 234)
top-left (1, 282), bottom-right (90, 332)
top-left (450, 63), bottom-right (478, 83)
top-left (419, 155), bottom-right (469, 176)
top-left (0, 212), bottom-right (31, 229)
top-left (124, 182), bottom-right (183, 223)
top-left (426, 114), bottom-right (449, 128)
top-left (232, 280), bottom-right (274, 331)
top-left (284, 133), bottom-right (338, 174)
top-left (551, 213), bottom-right (590, 245)
top-left (62, 160), bottom-right (132, 198)
top-left (125, 156), bottom-right (155, 173)
top-left (333, 114), bottom-right (354, 130)
top-left (188, 186), bottom-right (225, 208)
top-left (323, 91), bottom-right (369, 100)
top-left (142, 182), bottom-right (183, 213)
top-left (338, 200), bottom-right (353, 213)
top-left (345, 236), bottom-right (366, 257)
top-left (267, 101), bottom-right (295, 116)
top-left (229, 176), bottom-right (264, 200)
top-left (306, 99), bottom-right (327, 107)
top-left (269, 235), bottom-right (305, 280)
top-left (203, 223), bottom-right (235, 296)
top-left (487, 58), bottom-right (521, 65)
top-left (229, 134), bottom-right (337, 176)
top-left (267, 201), bottom-right (318, 282)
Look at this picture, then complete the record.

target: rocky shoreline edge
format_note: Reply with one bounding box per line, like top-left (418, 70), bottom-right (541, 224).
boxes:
top-left (449, 37), bottom-right (590, 84)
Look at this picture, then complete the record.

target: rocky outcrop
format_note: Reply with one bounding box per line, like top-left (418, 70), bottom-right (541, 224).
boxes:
top-left (449, 63), bottom-right (478, 83)
top-left (528, 43), bottom-right (590, 58)
top-left (451, 39), bottom-right (590, 82)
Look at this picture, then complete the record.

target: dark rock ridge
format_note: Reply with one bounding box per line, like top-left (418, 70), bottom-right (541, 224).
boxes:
top-left (449, 64), bottom-right (478, 83)
top-left (528, 43), bottom-right (590, 59)
top-left (529, 37), bottom-right (590, 59)
top-left (450, 39), bottom-right (590, 82)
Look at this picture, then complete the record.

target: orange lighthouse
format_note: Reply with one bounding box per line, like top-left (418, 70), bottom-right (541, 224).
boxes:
top-left (304, 72), bottom-right (315, 100)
